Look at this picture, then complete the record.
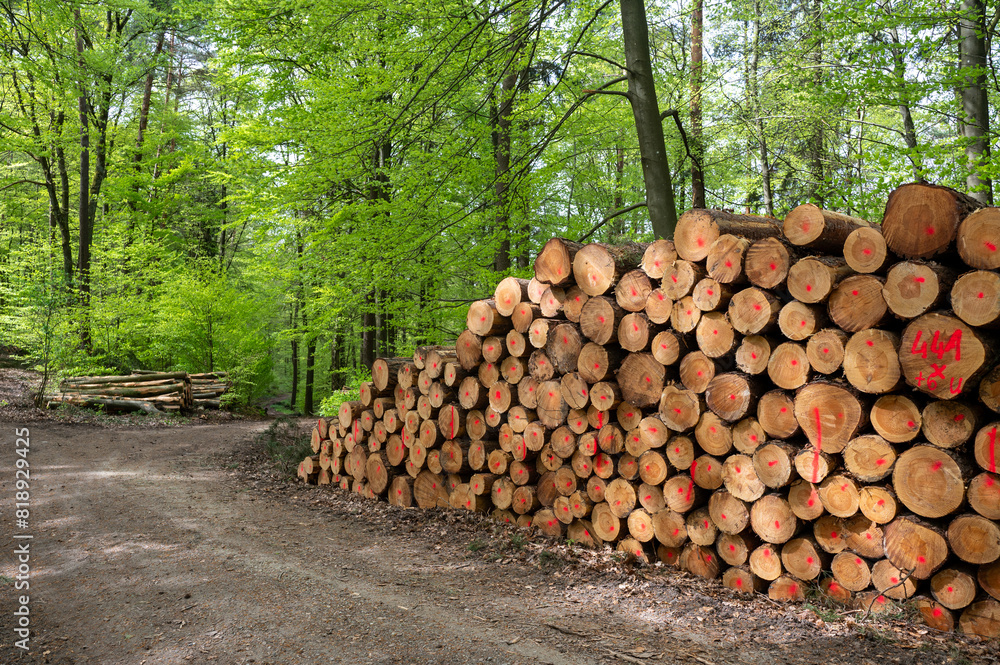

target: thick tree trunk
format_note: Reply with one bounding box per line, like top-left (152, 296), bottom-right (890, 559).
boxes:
top-left (75, 9), bottom-right (92, 347)
top-left (361, 290), bottom-right (376, 370)
top-left (959, 0), bottom-right (992, 204)
top-left (750, 6), bottom-right (774, 217)
top-left (620, 0), bottom-right (678, 239)
top-left (493, 69), bottom-right (514, 272)
top-left (305, 334), bottom-right (315, 416)
top-left (889, 29), bottom-right (922, 182)
top-left (289, 300), bottom-right (299, 409)
top-left (806, 0), bottom-right (824, 204)
top-left (690, 0), bottom-right (706, 209)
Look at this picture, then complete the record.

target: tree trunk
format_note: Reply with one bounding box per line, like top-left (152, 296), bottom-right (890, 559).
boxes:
top-left (493, 68), bottom-right (515, 272)
top-left (959, 0), bottom-right (992, 204)
top-left (690, 0), bottom-right (706, 209)
top-left (305, 331), bottom-right (315, 416)
top-left (806, 0), bottom-right (824, 204)
top-left (889, 29), bottom-right (922, 182)
top-left (750, 4), bottom-right (774, 217)
top-left (620, 0), bottom-right (678, 239)
top-left (75, 9), bottom-right (92, 347)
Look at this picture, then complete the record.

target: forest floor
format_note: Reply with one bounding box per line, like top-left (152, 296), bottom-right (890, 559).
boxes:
top-left (0, 366), bottom-right (995, 665)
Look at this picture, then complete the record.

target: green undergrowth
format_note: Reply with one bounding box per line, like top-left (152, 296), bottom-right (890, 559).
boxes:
top-left (260, 417), bottom-right (314, 477)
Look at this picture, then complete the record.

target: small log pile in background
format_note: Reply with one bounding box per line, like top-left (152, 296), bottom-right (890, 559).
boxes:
top-left (300, 182), bottom-right (1000, 638)
top-left (45, 371), bottom-right (230, 413)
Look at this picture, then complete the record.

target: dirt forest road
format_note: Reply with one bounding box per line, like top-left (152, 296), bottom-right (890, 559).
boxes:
top-left (0, 415), bottom-right (995, 665)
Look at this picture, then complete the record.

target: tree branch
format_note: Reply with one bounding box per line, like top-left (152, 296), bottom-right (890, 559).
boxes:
top-left (660, 108), bottom-right (701, 172)
top-left (0, 179), bottom-right (46, 192)
top-left (577, 202), bottom-right (647, 243)
top-left (568, 50), bottom-right (627, 71)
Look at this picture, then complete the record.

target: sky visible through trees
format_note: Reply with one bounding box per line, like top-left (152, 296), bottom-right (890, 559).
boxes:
top-left (0, 0), bottom-right (996, 412)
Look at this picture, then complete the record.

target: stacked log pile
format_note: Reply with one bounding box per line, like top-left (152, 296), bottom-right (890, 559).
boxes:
top-left (300, 182), bottom-right (1000, 638)
top-left (45, 371), bottom-right (230, 412)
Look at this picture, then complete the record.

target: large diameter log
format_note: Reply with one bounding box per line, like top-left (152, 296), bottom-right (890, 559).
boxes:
top-left (843, 435), bottom-right (896, 482)
top-left (892, 445), bottom-right (967, 518)
top-left (843, 329), bottom-right (901, 394)
top-left (615, 270), bottom-right (653, 312)
top-left (616, 353), bottom-right (665, 408)
top-left (735, 335), bottom-right (773, 375)
top-left (806, 328), bottom-right (849, 375)
top-left (535, 238), bottom-right (583, 285)
top-left (767, 343), bottom-right (810, 390)
top-left (744, 237), bottom-right (794, 289)
top-left (750, 494), bottom-right (798, 544)
top-left (793, 381), bottom-right (865, 454)
top-left (670, 296), bottom-right (701, 333)
top-left (640, 239), bottom-right (677, 278)
top-left (843, 226), bottom-right (890, 274)
top-left (882, 182), bottom-right (983, 259)
top-left (456, 330), bottom-right (483, 371)
top-left (828, 275), bottom-right (888, 332)
top-left (973, 423), bottom-right (1000, 474)
top-left (645, 288), bottom-right (674, 324)
top-left (883, 261), bottom-right (955, 320)
top-left (372, 357), bottom-right (407, 391)
top-left (959, 600), bottom-right (1000, 638)
top-left (494, 277), bottom-right (529, 317)
top-left (706, 234), bottom-right (750, 284)
top-left (870, 395), bottom-right (921, 444)
top-left (787, 256), bottom-right (853, 304)
top-left (579, 296), bottom-right (623, 345)
top-left (899, 312), bottom-right (992, 398)
top-left (467, 300), bottom-right (512, 337)
top-left (778, 301), bottom-right (827, 341)
top-left (968, 472), bottom-right (1000, 519)
top-left (948, 514), bottom-right (1000, 564)
top-left (573, 242), bottom-right (644, 296)
top-left (783, 203), bottom-right (873, 252)
top-left (695, 312), bottom-right (736, 359)
top-left (884, 515), bottom-right (950, 580)
top-left (705, 372), bottom-right (758, 422)
top-left (757, 389), bottom-right (799, 439)
top-left (955, 208), bottom-right (1000, 270)
top-left (957, 207), bottom-right (1000, 269)
top-left (674, 209), bottom-right (782, 262)
top-left (728, 287), bottom-right (780, 335)
top-left (952, 270), bottom-right (1000, 328)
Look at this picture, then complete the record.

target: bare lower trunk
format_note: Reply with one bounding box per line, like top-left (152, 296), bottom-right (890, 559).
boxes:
top-left (690, 0), bottom-right (706, 209)
top-left (959, 0), bottom-right (992, 203)
top-left (620, 0), bottom-right (678, 239)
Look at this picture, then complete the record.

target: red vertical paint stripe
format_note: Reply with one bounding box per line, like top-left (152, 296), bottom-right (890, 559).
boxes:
top-left (990, 426), bottom-right (997, 473)
top-left (812, 406), bottom-right (822, 484)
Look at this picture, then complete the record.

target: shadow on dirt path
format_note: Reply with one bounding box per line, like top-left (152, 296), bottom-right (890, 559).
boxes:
top-left (0, 418), bottom-right (993, 664)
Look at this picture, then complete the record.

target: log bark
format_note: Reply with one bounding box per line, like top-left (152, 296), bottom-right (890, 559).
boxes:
top-left (674, 209), bottom-right (782, 262)
top-left (783, 204), bottom-right (873, 252)
top-left (882, 182), bottom-right (983, 259)
top-left (957, 207), bottom-right (1000, 269)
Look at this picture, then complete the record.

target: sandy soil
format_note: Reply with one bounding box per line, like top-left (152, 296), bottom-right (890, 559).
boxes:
top-left (0, 369), bottom-right (995, 664)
